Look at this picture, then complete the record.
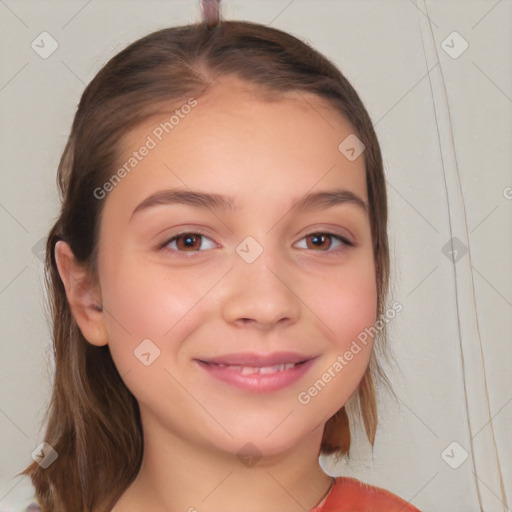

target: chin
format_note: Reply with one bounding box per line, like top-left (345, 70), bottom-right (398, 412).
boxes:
top-left (207, 417), bottom-right (323, 461)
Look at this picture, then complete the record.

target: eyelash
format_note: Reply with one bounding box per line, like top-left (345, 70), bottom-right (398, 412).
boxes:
top-left (158, 230), bottom-right (354, 257)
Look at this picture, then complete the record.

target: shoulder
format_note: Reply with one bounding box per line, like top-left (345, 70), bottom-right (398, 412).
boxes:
top-left (314, 476), bottom-right (422, 512)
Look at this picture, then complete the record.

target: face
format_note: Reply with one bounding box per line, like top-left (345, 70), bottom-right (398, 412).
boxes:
top-left (94, 75), bottom-right (377, 458)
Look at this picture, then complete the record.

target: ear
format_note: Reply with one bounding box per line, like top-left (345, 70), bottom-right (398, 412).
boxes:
top-left (54, 240), bottom-right (109, 347)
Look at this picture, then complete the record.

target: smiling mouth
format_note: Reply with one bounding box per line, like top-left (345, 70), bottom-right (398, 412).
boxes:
top-left (194, 351), bottom-right (316, 392)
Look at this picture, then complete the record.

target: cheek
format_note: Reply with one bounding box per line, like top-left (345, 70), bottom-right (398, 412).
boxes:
top-left (98, 257), bottom-right (217, 374)
top-left (297, 257), bottom-right (377, 417)
top-left (316, 254), bottom-right (378, 350)
top-left (333, 279), bottom-right (378, 351)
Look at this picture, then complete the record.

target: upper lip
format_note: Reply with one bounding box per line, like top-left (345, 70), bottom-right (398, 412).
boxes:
top-left (196, 351), bottom-right (315, 366)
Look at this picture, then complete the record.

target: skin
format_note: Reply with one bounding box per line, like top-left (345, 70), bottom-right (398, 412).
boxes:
top-left (56, 75), bottom-right (377, 512)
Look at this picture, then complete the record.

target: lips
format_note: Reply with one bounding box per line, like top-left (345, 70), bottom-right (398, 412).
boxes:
top-left (194, 351), bottom-right (317, 393)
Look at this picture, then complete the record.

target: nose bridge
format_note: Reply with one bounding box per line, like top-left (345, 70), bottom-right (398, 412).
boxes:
top-left (221, 237), bottom-right (301, 327)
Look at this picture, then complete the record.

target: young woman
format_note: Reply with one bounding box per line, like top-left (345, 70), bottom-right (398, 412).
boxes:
top-left (20, 5), bottom-right (421, 512)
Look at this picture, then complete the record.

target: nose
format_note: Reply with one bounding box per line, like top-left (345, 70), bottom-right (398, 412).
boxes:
top-left (221, 248), bottom-right (302, 330)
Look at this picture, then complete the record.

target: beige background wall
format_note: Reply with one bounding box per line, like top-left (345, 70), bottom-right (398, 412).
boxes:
top-left (1, 1), bottom-right (510, 510)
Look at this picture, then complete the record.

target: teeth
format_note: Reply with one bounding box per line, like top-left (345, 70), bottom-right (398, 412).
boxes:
top-left (242, 366), bottom-right (260, 375)
top-left (216, 363), bottom-right (296, 374)
top-left (259, 365), bottom-right (279, 374)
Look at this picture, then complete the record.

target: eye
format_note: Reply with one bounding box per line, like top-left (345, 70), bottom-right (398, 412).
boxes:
top-left (295, 232), bottom-right (353, 252)
top-left (159, 230), bottom-right (353, 256)
top-left (161, 232), bottom-right (218, 254)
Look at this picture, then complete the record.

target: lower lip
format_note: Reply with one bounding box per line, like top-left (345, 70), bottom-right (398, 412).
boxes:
top-left (195, 359), bottom-right (316, 393)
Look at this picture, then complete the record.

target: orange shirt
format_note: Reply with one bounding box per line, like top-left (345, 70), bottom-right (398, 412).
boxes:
top-left (311, 477), bottom-right (422, 512)
top-left (19, 476), bottom-right (421, 511)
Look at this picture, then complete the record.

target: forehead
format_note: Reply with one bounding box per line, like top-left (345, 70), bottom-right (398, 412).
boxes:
top-left (107, 76), bottom-right (368, 215)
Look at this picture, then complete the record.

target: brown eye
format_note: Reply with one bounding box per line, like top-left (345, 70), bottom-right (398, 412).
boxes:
top-left (306, 233), bottom-right (332, 251)
top-left (175, 233), bottom-right (202, 251)
top-left (296, 232), bottom-right (353, 253)
top-left (163, 232), bottom-right (217, 253)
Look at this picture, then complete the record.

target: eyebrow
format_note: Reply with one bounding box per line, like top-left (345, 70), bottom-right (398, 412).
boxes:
top-left (130, 188), bottom-right (368, 220)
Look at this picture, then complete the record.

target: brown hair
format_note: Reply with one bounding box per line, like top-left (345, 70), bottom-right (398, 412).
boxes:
top-left (22, 19), bottom-right (390, 512)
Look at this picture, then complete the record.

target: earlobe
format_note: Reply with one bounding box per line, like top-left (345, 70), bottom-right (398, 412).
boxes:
top-left (54, 240), bottom-right (109, 346)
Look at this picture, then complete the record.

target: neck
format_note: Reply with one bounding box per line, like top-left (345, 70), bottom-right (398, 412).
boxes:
top-left (113, 415), bottom-right (334, 512)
